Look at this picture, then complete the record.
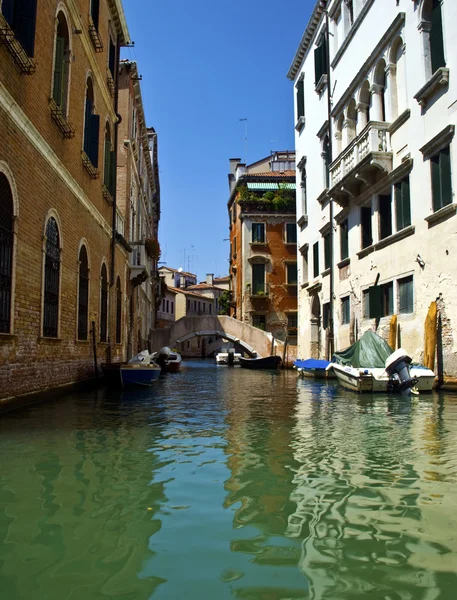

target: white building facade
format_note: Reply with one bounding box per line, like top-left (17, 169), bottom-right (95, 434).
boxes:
top-left (289, 0), bottom-right (457, 379)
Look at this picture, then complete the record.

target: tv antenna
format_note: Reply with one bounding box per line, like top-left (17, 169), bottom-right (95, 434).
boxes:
top-left (240, 118), bottom-right (248, 164)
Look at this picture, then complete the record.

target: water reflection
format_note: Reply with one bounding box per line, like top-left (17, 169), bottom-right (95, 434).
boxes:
top-left (0, 363), bottom-right (457, 600)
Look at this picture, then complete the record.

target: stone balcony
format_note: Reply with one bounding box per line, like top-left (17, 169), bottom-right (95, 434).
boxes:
top-left (329, 121), bottom-right (392, 206)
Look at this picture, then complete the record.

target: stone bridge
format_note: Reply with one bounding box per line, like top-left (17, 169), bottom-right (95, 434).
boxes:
top-left (150, 316), bottom-right (284, 358)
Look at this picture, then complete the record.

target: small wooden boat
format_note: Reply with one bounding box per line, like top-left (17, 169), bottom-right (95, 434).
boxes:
top-left (120, 350), bottom-right (161, 387)
top-left (239, 355), bottom-right (282, 370)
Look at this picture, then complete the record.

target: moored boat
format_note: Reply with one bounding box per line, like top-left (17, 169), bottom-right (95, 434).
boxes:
top-left (294, 358), bottom-right (335, 379)
top-left (153, 347), bottom-right (182, 373)
top-left (239, 355), bottom-right (282, 370)
top-left (215, 349), bottom-right (241, 366)
top-left (120, 350), bottom-right (161, 387)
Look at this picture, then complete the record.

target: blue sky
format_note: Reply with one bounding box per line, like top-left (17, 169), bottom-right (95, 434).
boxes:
top-left (121, 0), bottom-right (313, 281)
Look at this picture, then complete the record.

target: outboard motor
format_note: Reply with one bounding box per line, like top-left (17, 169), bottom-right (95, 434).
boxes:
top-left (385, 349), bottom-right (418, 396)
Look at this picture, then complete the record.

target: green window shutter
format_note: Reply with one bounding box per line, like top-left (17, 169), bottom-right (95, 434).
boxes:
top-left (83, 98), bottom-right (92, 156)
top-left (109, 150), bottom-right (116, 196)
top-left (340, 220), bottom-right (348, 260)
top-left (88, 114), bottom-right (100, 168)
top-left (104, 137), bottom-right (111, 187)
top-left (384, 282), bottom-right (393, 316)
top-left (313, 242), bottom-right (319, 278)
top-left (399, 276), bottom-right (413, 314)
top-left (431, 0), bottom-right (445, 72)
top-left (296, 79), bottom-right (304, 119)
top-left (440, 146), bottom-right (452, 208)
top-left (369, 285), bottom-right (382, 320)
top-left (53, 36), bottom-right (65, 107)
top-left (109, 38), bottom-right (116, 77)
top-left (379, 194), bottom-right (392, 239)
top-left (252, 264), bottom-right (265, 294)
top-left (324, 233), bottom-right (331, 269)
top-left (15, 0), bottom-right (38, 57)
top-left (431, 154), bottom-right (442, 211)
top-left (323, 303), bottom-right (330, 329)
top-left (401, 177), bottom-right (411, 228)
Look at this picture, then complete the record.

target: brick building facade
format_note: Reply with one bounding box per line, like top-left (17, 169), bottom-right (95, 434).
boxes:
top-left (0, 1), bottom-right (138, 402)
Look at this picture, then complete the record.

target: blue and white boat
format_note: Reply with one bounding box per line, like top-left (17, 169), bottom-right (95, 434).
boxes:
top-left (294, 358), bottom-right (335, 379)
top-left (120, 350), bottom-right (161, 388)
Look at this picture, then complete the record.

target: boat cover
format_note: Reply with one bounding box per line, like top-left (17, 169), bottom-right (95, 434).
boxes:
top-left (294, 359), bottom-right (330, 370)
top-left (332, 330), bottom-right (393, 368)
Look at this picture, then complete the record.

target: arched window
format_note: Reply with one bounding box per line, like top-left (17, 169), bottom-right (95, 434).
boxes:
top-left (388, 37), bottom-right (406, 121)
top-left (371, 60), bottom-right (386, 122)
top-left (422, 0), bottom-right (446, 76)
top-left (100, 263), bottom-right (108, 342)
top-left (43, 217), bottom-right (60, 338)
top-left (52, 12), bottom-right (70, 116)
top-left (345, 99), bottom-right (357, 144)
top-left (0, 173), bottom-right (14, 333)
top-left (83, 77), bottom-right (100, 167)
top-left (77, 246), bottom-right (89, 340)
top-left (115, 276), bottom-right (122, 344)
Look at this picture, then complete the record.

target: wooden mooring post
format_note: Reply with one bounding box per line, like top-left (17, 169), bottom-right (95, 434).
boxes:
top-left (91, 320), bottom-right (99, 381)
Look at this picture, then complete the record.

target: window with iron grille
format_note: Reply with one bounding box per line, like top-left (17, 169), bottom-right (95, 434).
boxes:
top-left (0, 174), bottom-right (14, 334)
top-left (100, 264), bottom-right (108, 342)
top-left (77, 246), bottom-right (89, 340)
top-left (115, 276), bottom-right (122, 344)
top-left (43, 217), bottom-right (60, 337)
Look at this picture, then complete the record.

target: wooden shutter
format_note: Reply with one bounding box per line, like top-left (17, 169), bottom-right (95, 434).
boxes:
top-left (340, 220), bottom-right (348, 260)
top-left (324, 233), bottom-right (330, 269)
top-left (15, 0), bottom-right (38, 57)
top-left (440, 146), bottom-right (452, 208)
top-left (103, 136), bottom-right (111, 186)
top-left (399, 277), bottom-right (413, 314)
top-left (89, 114), bottom-right (100, 168)
top-left (401, 177), bottom-right (411, 228)
top-left (296, 79), bottom-right (304, 119)
top-left (314, 44), bottom-right (323, 85)
top-left (83, 99), bottom-right (92, 156)
top-left (53, 36), bottom-right (65, 107)
top-left (431, 0), bottom-right (445, 72)
top-left (313, 241), bottom-right (319, 278)
top-left (369, 285), bottom-right (382, 320)
top-left (431, 154), bottom-right (441, 211)
top-left (109, 150), bottom-right (116, 196)
top-left (379, 194), bottom-right (392, 239)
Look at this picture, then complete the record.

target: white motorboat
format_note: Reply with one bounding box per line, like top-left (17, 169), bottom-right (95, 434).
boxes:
top-left (215, 350), bottom-right (241, 365)
top-left (328, 347), bottom-right (435, 395)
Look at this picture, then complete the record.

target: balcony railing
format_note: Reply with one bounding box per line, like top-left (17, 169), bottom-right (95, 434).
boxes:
top-left (329, 121), bottom-right (392, 192)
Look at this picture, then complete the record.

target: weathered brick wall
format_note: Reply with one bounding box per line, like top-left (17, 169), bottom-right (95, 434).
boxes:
top-left (0, 1), bottom-right (130, 400)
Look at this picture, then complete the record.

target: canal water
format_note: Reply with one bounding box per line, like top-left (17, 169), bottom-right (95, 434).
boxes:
top-left (1, 360), bottom-right (457, 600)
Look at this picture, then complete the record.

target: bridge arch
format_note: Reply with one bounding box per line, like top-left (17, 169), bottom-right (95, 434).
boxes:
top-left (150, 316), bottom-right (283, 359)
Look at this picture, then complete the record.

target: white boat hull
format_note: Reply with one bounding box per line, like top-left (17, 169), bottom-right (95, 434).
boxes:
top-left (328, 363), bottom-right (435, 394)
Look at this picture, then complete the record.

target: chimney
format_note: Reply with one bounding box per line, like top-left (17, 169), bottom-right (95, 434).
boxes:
top-left (206, 273), bottom-right (214, 285)
top-left (229, 158), bottom-right (241, 177)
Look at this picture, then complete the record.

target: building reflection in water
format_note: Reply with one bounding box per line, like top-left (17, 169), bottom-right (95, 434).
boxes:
top-left (0, 387), bottom-right (169, 599)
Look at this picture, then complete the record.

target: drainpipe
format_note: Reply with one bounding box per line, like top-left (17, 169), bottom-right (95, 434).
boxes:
top-left (325, 9), bottom-right (335, 360)
top-left (110, 36), bottom-right (122, 288)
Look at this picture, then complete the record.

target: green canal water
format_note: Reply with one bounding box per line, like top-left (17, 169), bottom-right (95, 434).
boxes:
top-left (1, 360), bottom-right (457, 600)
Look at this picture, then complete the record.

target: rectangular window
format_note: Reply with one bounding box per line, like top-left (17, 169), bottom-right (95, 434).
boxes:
top-left (323, 302), bottom-right (330, 329)
top-left (252, 223), bottom-right (265, 243)
top-left (252, 314), bottom-right (266, 330)
top-left (361, 205), bottom-right (372, 249)
top-left (252, 263), bottom-right (265, 294)
top-left (340, 219), bottom-right (349, 260)
top-left (287, 263), bottom-right (297, 285)
top-left (296, 78), bottom-right (305, 120)
top-left (286, 223), bottom-right (297, 244)
top-left (287, 313), bottom-right (298, 337)
top-left (313, 242), bottom-right (319, 278)
top-left (171, 301), bottom-right (174, 314)
top-left (431, 146), bottom-right (452, 212)
top-left (395, 177), bottom-right (411, 231)
top-left (398, 276), bottom-right (414, 314)
top-left (324, 233), bottom-right (331, 270)
top-left (341, 296), bottom-right (350, 325)
top-left (379, 193), bottom-right (392, 240)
